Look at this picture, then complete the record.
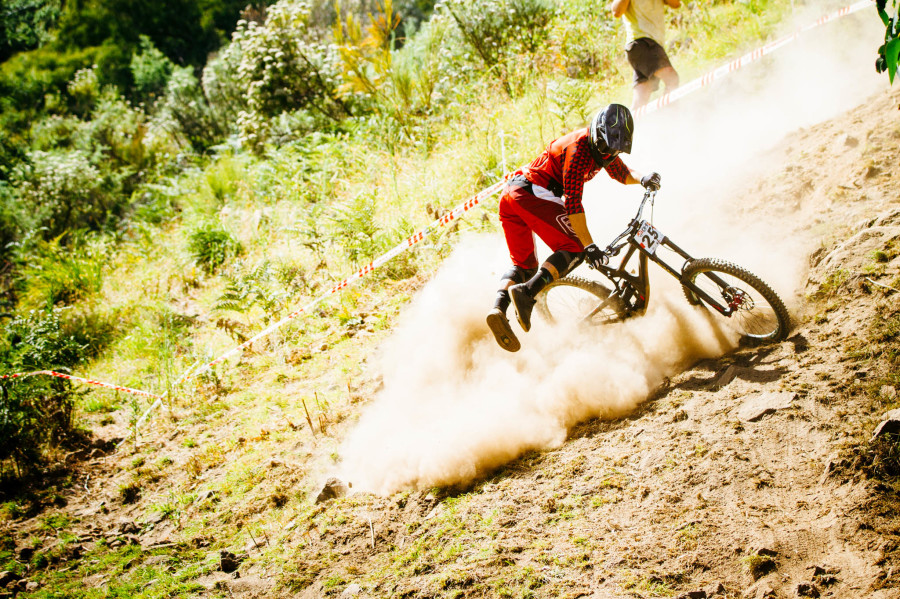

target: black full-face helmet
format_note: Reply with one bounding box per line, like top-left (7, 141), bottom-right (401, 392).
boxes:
top-left (588, 103), bottom-right (634, 166)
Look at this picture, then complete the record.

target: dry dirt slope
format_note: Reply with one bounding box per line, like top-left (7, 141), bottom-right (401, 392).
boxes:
top-left (2, 88), bottom-right (900, 599)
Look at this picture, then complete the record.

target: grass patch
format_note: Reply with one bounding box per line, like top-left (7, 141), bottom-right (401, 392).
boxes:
top-left (742, 553), bottom-right (777, 580)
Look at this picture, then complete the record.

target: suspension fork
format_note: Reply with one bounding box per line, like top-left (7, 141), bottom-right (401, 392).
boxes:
top-left (595, 241), bottom-right (651, 313)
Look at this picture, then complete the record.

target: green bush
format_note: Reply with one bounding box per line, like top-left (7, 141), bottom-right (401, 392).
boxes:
top-left (232, 1), bottom-right (352, 149)
top-left (0, 182), bottom-right (23, 263)
top-left (0, 0), bottom-right (62, 62)
top-left (16, 236), bottom-right (105, 310)
top-left (28, 114), bottom-right (81, 152)
top-left (188, 224), bottom-right (243, 273)
top-left (201, 42), bottom-right (246, 136)
top-left (67, 65), bottom-right (101, 117)
top-left (3, 306), bottom-right (114, 371)
top-left (75, 88), bottom-right (151, 174)
top-left (440, 0), bottom-right (555, 94)
top-left (0, 45), bottom-right (100, 116)
top-left (156, 66), bottom-right (226, 151)
top-left (130, 35), bottom-right (174, 102)
top-left (13, 149), bottom-right (111, 238)
top-left (0, 376), bottom-right (77, 476)
top-left (0, 301), bottom-right (121, 475)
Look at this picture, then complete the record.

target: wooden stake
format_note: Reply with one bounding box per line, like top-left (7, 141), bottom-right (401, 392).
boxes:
top-left (301, 397), bottom-right (316, 437)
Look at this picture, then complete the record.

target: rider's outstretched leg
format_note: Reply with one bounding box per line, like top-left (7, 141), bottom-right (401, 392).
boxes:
top-left (509, 250), bottom-right (581, 332)
top-left (487, 266), bottom-right (535, 352)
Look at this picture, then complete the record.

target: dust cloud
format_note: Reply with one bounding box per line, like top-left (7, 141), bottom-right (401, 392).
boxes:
top-left (338, 8), bottom-right (888, 494)
top-left (340, 239), bottom-right (733, 494)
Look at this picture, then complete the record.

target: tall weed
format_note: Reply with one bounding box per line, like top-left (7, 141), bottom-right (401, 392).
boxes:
top-left (205, 155), bottom-right (244, 203)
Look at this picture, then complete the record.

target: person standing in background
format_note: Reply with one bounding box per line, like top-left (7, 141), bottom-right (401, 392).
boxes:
top-left (611, 0), bottom-right (681, 110)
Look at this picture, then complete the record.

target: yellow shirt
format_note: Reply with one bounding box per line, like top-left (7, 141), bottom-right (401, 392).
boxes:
top-left (623, 0), bottom-right (666, 46)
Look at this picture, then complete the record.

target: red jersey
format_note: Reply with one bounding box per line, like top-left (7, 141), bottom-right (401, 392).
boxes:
top-left (524, 128), bottom-right (630, 215)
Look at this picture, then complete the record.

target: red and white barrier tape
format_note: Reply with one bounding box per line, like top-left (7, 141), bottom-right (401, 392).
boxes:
top-left (178, 178), bottom-right (507, 383)
top-left (3, 0), bottom-right (874, 438)
top-left (0, 370), bottom-right (164, 400)
top-left (633, 0), bottom-right (874, 118)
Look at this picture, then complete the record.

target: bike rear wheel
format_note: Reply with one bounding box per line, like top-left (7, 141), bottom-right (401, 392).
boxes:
top-left (535, 276), bottom-right (628, 326)
top-left (681, 258), bottom-right (790, 343)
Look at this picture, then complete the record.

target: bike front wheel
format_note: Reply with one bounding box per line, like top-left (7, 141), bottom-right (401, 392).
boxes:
top-left (535, 276), bottom-right (628, 326)
top-left (681, 258), bottom-right (790, 344)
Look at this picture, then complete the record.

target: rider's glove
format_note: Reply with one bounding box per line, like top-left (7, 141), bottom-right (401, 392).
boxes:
top-left (641, 172), bottom-right (661, 191)
top-left (584, 244), bottom-right (609, 270)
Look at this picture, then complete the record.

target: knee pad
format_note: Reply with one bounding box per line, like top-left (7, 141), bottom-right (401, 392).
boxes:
top-left (501, 265), bottom-right (538, 284)
top-left (546, 250), bottom-right (583, 277)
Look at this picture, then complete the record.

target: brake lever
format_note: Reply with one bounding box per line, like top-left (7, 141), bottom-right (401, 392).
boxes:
top-left (606, 242), bottom-right (627, 257)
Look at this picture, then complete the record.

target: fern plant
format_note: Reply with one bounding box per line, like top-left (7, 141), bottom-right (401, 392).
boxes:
top-left (214, 261), bottom-right (287, 325)
top-left (329, 192), bottom-right (384, 264)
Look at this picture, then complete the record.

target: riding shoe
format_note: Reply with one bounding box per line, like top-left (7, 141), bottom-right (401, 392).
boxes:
top-left (486, 308), bottom-right (520, 352)
top-left (509, 284), bottom-right (536, 332)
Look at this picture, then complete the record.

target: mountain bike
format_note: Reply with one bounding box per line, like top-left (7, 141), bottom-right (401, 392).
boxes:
top-left (535, 189), bottom-right (791, 344)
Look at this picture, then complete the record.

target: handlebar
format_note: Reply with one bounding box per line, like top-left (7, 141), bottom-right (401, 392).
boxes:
top-left (602, 188), bottom-right (658, 257)
top-left (632, 189), bottom-right (657, 223)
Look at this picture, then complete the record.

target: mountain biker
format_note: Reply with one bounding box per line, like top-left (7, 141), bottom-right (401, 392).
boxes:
top-left (486, 103), bottom-right (661, 352)
top-left (611, 0), bottom-right (681, 110)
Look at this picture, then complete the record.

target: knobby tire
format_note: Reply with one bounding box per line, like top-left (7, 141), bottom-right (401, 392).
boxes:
top-left (681, 257), bottom-right (790, 344)
top-left (535, 276), bottom-right (627, 326)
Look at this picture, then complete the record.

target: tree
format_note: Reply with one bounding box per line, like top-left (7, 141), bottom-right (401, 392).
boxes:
top-left (876, 0), bottom-right (900, 83)
top-left (0, 0), bottom-right (61, 62)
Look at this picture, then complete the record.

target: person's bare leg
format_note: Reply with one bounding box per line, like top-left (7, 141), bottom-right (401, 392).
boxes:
top-left (632, 80), bottom-right (654, 110)
top-left (656, 66), bottom-right (679, 94)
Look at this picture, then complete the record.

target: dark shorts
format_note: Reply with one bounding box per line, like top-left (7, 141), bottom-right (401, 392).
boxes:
top-left (625, 37), bottom-right (673, 87)
top-left (499, 177), bottom-right (583, 270)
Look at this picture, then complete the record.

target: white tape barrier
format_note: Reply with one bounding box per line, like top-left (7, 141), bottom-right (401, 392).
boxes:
top-left (0, 370), bottom-right (163, 400)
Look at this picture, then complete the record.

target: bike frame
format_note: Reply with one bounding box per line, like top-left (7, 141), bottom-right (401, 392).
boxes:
top-left (587, 190), bottom-right (742, 319)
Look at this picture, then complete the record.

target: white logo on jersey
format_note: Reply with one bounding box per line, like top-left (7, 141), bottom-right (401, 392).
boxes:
top-left (556, 214), bottom-right (576, 236)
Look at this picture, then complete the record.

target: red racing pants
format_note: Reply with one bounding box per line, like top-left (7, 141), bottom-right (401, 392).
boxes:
top-left (499, 177), bottom-right (583, 270)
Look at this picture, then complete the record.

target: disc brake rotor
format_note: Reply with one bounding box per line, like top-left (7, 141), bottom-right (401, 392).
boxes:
top-left (724, 286), bottom-right (754, 311)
